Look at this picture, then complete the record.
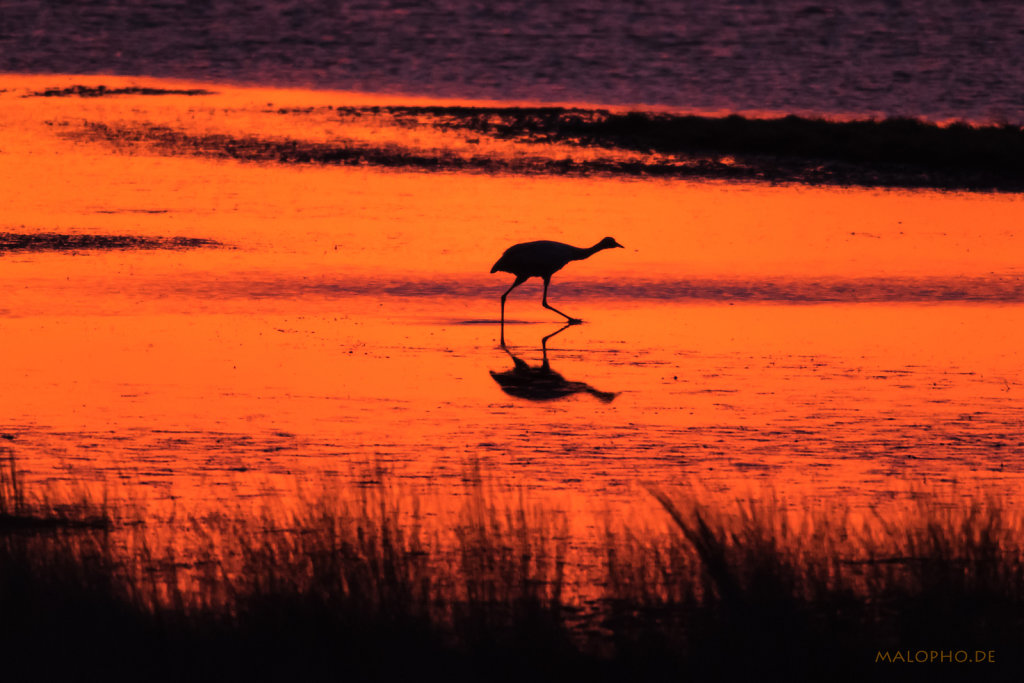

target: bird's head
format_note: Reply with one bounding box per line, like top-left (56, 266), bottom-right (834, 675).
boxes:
top-left (598, 237), bottom-right (624, 250)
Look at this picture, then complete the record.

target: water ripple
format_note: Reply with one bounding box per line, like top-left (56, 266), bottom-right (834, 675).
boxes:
top-left (148, 274), bottom-right (1024, 304)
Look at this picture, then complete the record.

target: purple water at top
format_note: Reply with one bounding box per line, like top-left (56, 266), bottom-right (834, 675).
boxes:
top-left (2, 0), bottom-right (1023, 122)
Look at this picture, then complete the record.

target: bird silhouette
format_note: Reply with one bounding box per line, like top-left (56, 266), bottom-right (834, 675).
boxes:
top-left (490, 324), bottom-right (617, 403)
top-left (490, 237), bottom-right (624, 335)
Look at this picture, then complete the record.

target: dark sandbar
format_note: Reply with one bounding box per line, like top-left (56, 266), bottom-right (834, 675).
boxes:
top-left (0, 232), bottom-right (221, 253)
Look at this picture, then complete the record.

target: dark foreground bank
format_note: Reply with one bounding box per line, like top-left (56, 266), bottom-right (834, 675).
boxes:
top-left (0, 450), bottom-right (1021, 682)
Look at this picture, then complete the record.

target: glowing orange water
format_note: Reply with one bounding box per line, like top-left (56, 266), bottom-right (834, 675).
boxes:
top-left (1, 75), bottom-right (1023, 535)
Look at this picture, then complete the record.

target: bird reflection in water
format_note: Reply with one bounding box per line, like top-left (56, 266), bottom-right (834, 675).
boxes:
top-left (490, 324), bottom-right (617, 402)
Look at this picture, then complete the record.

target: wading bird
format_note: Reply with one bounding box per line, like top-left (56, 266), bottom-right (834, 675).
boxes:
top-left (490, 237), bottom-right (624, 330)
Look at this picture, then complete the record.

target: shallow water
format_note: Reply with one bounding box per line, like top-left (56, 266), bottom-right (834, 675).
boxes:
top-left (1, 77), bottom-right (1023, 530)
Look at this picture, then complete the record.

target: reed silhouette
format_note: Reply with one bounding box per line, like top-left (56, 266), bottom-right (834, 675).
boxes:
top-left (490, 325), bottom-right (617, 402)
top-left (2, 450), bottom-right (1024, 681)
top-left (490, 237), bottom-right (623, 340)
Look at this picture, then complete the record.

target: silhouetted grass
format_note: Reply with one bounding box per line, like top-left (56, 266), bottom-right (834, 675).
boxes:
top-left (604, 489), bottom-right (1024, 681)
top-left (0, 448), bottom-right (109, 531)
top-left (1, 453), bottom-right (1022, 681)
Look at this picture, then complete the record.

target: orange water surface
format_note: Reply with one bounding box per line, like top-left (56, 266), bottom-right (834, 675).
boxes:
top-left (2, 75), bottom-right (1023, 536)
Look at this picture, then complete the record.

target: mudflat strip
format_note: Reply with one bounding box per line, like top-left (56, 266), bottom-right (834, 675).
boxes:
top-left (0, 232), bottom-right (222, 253)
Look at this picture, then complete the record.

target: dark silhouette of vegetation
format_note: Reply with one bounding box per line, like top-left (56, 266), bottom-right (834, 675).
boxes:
top-left (0, 448), bottom-right (109, 531)
top-left (1, 452), bottom-right (1022, 681)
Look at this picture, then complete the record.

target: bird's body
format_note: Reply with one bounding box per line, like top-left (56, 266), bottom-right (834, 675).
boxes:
top-left (490, 237), bottom-right (624, 334)
top-left (490, 240), bottom-right (593, 279)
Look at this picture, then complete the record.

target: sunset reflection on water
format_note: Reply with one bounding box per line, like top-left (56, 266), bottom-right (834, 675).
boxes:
top-left (1, 75), bottom-right (1023, 542)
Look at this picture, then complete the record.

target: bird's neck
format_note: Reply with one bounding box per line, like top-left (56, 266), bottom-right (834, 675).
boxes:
top-left (575, 242), bottom-right (606, 260)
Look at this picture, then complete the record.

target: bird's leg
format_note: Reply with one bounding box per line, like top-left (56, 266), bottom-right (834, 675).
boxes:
top-left (500, 276), bottom-right (527, 345)
top-left (540, 323), bottom-right (572, 370)
top-left (542, 277), bottom-right (582, 325)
